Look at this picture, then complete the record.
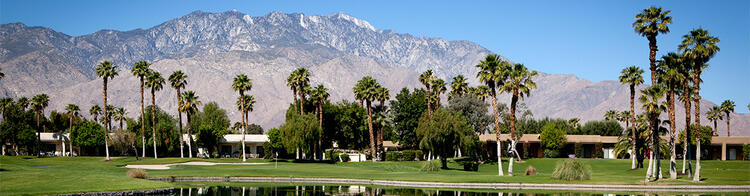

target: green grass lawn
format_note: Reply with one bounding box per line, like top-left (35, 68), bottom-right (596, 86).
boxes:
top-left (1, 156), bottom-right (748, 195)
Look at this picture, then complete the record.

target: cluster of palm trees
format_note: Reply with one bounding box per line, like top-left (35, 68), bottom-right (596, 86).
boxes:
top-left (615, 6), bottom-right (727, 182)
top-left (285, 68), bottom-right (330, 159)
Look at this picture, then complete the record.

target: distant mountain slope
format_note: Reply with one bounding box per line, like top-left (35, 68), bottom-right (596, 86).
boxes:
top-left (1, 10), bottom-right (747, 136)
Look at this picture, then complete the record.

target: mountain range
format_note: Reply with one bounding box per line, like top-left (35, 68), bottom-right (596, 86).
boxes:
top-left (1, 10), bottom-right (748, 136)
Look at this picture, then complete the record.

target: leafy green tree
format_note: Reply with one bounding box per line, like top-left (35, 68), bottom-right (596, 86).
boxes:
top-left (190, 102), bottom-right (230, 133)
top-left (130, 105), bottom-right (178, 157)
top-left (448, 95), bottom-right (491, 135)
top-left (579, 120), bottom-right (623, 136)
top-left (195, 124), bottom-right (232, 158)
top-left (328, 101), bottom-right (369, 150)
top-left (633, 6), bottom-right (672, 84)
top-left (720, 100), bottom-right (735, 136)
top-left (619, 66), bottom-right (644, 169)
top-left (96, 61), bottom-right (118, 160)
top-left (678, 125), bottom-right (713, 151)
top-left (168, 70), bottom-right (188, 158)
top-left (145, 70), bottom-right (164, 159)
top-left (390, 88), bottom-right (426, 149)
top-left (679, 28), bottom-right (720, 181)
top-left (0, 103), bottom-right (37, 155)
top-left (110, 129), bottom-right (138, 157)
top-left (540, 123), bottom-right (567, 158)
top-left (131, 60), bottom-right (152, 158)
top-left (280, 112), bottom-right (321, 159)
top-left (415, 108), bottom-right (473, 169)
top-left (71, 120), bottom-right (105, 154)
top-left (246, 124), bottom-right (263, 134)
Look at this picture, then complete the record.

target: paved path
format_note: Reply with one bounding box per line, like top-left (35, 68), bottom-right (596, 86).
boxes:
top-left (150, 176), bottom-right (750, 193)
top-left (125, 161), bottom-right (267, 170)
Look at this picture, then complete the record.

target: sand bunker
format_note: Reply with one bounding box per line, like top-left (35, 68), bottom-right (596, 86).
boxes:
top-left (124, 161), bottom-right (268, 170)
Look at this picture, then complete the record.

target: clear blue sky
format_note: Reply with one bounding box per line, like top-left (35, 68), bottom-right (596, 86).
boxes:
top-left (2, 0), bottom-right (748, 112)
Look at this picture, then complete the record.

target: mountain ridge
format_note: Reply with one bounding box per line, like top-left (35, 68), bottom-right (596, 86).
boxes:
top-left (1, 10), bottom-right (747, 136)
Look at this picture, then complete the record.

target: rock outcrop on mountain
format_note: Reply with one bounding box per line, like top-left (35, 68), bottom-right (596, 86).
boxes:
top-left (1, 10), bottom-right (746, 136)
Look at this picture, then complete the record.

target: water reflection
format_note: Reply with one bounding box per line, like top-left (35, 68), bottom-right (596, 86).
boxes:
top-left (172, 185), bottom-right (739, 196)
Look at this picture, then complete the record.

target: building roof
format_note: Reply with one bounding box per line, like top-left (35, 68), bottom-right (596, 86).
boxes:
top-left (39, 133), bottom-right (69, 142)
top-left (220, 134), bottom-right (269, 143)
top-left (383, 141), bottom-right (400, 148)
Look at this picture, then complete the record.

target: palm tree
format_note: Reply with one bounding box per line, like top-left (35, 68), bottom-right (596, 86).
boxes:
top-left (64, 104), bottom-right (79, 157)
top-left (96, 61), bottom-right (118, 161)
top-left (310, 84), bottom-right (329, 159)
top-left (104, 105), bottom-right (116, 132)
top-left (604, 110), bottom-right (619, 120)
top-left (31, 94), bottom-right (49, 157)
top-left (640, 85), bottom-right (665, 181)
top-left (291, 68), bottom-right (311, 114)
top-left (145, 71), bottom-right (164, 159)
top-left (232, 74), bottom-right (252, 162)
top-left (353, 76), bottom-right (381, 161)
top-left (569, 118), bottom-right (581, 129)
top-left (679, 28), bottom-right (720, 181)
top-left (114, 107), bottom-right (127, 130)
top-left (619, 66), bottom-right (644, 169)
top-left (419, 70), bottom-right (435, 116)
top-left (633, 6), bottom-right (672, 84)
top-left (169, 70), bottom-right (188, 158)
top-left (17, 97), bottom-right (30, 110)
top-left (449, 75), bottom-right (469, 100)
top-left (376, 87), bottom-right (390, 107)
top-left (656, 52), bottom-right (687, 179)
top-left (0, 68), bottom-right (4, 80)
top-left (131, 61), bottom-right (152, 157)
top-left (180, 91), bottom-right (201, 159)
top-left (720, 100), bottom-right (735, 136)
top-left (618, 111), bottom-right (631, 129)
top-left (706, 106), bottom-right (723, 136)
top-left (474, 85), bottom-right (490, 101)
top-left (499, 63), bottom-right (537, 176)
top-left (89, 105), bottom-right (101, 122)
top-left (431, 78), bottom-right (447, 109)
top-left (236, 94), bottom-right (256, 136)
top-left (286, 71), bottom-right (299, 112)
top-left (678, 63), bottom-right (694, 175)
top-left (0, 98), bottom-right (11, 123)
top-left (476, 54), bottom-right (508, 176)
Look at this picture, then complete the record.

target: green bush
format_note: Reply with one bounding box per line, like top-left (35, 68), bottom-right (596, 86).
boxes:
top-left (552, 159), bottom-right (592, 180)
top-left (743, 144), bottom-right (750, 161)
top-left (454, 157), bottom-right (478, 171)
top-left (574, 142), bottom-right (583, 158)
top-left (385, 152), bottom-right (401, 161)
top-left (402, 150), bottom-right (423, 161)
top-left (339, 153), bottom-right (350, 162)
top-left (593, 143), bottom-right (603, 158)
top-left (543, 149), bottom-right (560, 158)
top-left (420, 160), bottom-right (441, 172)
top-left (540, 123), bottom-right (567, 152)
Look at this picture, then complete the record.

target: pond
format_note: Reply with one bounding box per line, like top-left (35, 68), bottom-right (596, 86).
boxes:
top-left (160, 184), bottom-right (744, 196)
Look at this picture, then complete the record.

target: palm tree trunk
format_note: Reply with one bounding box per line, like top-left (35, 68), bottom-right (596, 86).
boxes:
top-left (104, 79), bottom-right (111, 161)
top-left (508, 91), bottom-right (518, 176)
top-left (630, 84), bottom-right (637, 169)
top-left (177, 88), bottom-right (184, 158)
top-left (653, 116), bottom-right (661, 180)
top-left (186, 111), bottom-right (193, 158)
top-left (645, 151), bottom-right (653, 182)
top-left (668, 90), bottom-right (677, 179)
top-left (240, 92), bottom-right (247, 162)
top-left (367, 101), bottom-right (375, 162)
top-left (490, 89), bottom-right (504, 176)
top-left (36, 110), bottom-right (41, 157)
top-left (693, 69), bottom-right (702, 182)
top-left (682, 85), bottom-right (692, 176)
top-left (151, 89), bottom-right (158, 159)
top-left (69, 114), bottom-right (73, 157)
top-left (140, 77), bottom-right (146, 158)
top-left (299, 91), bottom-right (305, 115)
top-left (426, 87), bottom-right (432, 117)
top-left (713, 120), bottom-right (717, 136)
top-left (292, 89), bottom-right (298, 112)
top-left (648, 36), bottom-right (657, 85)
top-left (726, 112), bottom-right (731, 137)
top-left (318, 103), bottom-right (323, 160)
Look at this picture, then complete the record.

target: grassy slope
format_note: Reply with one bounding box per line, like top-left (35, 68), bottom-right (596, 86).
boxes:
top-left (1, 156), bottom-right (748, 195)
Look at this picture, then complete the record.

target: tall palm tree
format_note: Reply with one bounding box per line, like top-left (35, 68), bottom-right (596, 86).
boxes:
top-left (180, 91), bottom-right (201, 159)
top-left (619, 66), bottom-right (644, 169)
top-left (17, 97), bottom-right (30, 110)
top-left (65, 104), bottom-right (80, 157)
top-left (431, 78), bottom-right (447, 109)
top-left (354, 76), bottom-right (381, 161)
top-left (640, 85), bottom-right (665, 181)
top-left (169, 70), bottom-right (188, 158)
top-left (678, 64), bottom-right (694, 175)
top-left (236, 94), bottom-right (256, 135)
top-left (706, 106), bottom-right (723, 136)
top-left (31, 94), bottom-right (49, 157)
top-left (310, 84), bottom-right (329, 159)
top-left (633, 6), bottom-right (672, 84)
top-left (720, 100), bottom-right (735, 136)
top-left (89, 105), bottom-right (101, 122)
top-left (418, 70), bottom-right (434, 116)
top-left (114, 107), bottom-right (127, 130)
top-left (286, 71), bottom-right (299, 112)
top-left (474, 85), bottom-right (490, 101)
top-left (376, 87), bottom-right (390, 107)
top-left (291, 68), bottom-right (311, 114)
top-left (232, 74), bottom-right (252, 162)
top-left (145, 71), bottom-right (164, 159)
top-left (499, 63), bottom-right (537, 176)
top-left (679, 28), bottom-right (720, 181)
top-left (604, 110), bottom-right (619, 120)
top-left (449, 75), bottom-right (469, 100)
top-left (131, 61), bottom-right (152, 157)
top-left (96, 61), bottom-right (118, 161)
top-left (0, 98), bottom-right (11, 123)
top-left (656, 52), bottom-right (687, 179)
top-left (104, 105), bottom-right (116, 132)
top-left (617, 111), bottom-right (631, 129)
top-left (476, 54), bottom-right (508, 176)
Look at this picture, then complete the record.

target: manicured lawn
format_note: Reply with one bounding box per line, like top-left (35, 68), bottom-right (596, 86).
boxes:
top-left (1, 156), bottom-right (749, 195)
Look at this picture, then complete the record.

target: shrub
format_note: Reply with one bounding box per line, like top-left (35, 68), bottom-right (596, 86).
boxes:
top-left (525, 165), bottom-right (537, 176)
top-left (385, 152), bottom-right (401, 161)
top-left (402, 150), bottom-right (423, 161)
top-left (126, 169), bottom-right (148, 179)
top-left (593, 143), bottom-right (603, 158)
top-left (543, 149), bottom-right (560, 158)
top-left (552, 159), bottom-right (591, 180)
top-left (455, 157), bottom-right (478, 171)
top-left (743, 144), bottom-right (750, 161)
top-left (339, 153), bottom-right (350, 162)
top-left (574, 142), bottom-right (583, 158)
top-left (420, 160), bottom-right (441, 172)
top-left (540, 123), bottom-right (567, 151)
